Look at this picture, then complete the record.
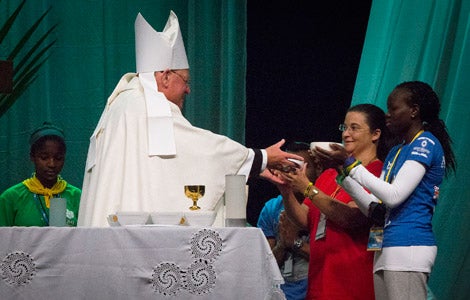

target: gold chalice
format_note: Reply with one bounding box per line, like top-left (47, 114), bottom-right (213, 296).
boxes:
top-left (184, 185), bottom-right (205, 210)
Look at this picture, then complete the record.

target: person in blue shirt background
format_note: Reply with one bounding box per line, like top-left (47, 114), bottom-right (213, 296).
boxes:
top-left (257, 141), bottom-right (324, 300)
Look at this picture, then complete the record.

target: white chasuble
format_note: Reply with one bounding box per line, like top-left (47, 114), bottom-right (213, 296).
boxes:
top-left (78, 73), bottom-right (249, 227)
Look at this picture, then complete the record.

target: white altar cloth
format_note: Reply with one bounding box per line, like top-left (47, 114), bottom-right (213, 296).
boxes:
top-left (0, 226), bottom-right (284, 299)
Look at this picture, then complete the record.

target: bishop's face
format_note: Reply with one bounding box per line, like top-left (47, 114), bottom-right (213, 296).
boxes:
top-left (165, 69), bottom-right (191, 110)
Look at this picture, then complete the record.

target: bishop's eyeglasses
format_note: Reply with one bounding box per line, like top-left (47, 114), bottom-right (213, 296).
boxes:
top-left (170, 70), bottom-right (190, 87)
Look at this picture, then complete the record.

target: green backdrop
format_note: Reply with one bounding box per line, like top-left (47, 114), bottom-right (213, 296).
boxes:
top-left (0, 0), bottom-right (247, 190)
top-left (1, 0), bottom-right (468, 299)
top-left (352, 1), bottom-right (470, 299)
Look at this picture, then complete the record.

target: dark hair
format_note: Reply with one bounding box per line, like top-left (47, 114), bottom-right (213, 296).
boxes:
top-left (395, 81), bottom-right (456, 174)
top-left (30, 135), bottom-right (66, 157)
top-left (29, 122), bottom-right (66, 157)
top-left (347, 103), bottom-right (397, 161)
top-left (284, 141), bottom-right (310, 152)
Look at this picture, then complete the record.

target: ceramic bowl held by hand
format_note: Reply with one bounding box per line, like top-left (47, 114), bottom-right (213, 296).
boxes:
top-left (310, 142), bottom-right (343, 152)
top-left (287, 158), bottom-right (304, 167)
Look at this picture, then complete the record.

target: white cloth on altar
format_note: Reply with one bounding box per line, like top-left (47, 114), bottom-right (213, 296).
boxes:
top-left (78, 73), bottom-right (254, 227)
top-left (0, 227), bottom-right (285, 299)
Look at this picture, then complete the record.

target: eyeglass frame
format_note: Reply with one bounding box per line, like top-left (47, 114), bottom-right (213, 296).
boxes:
top-left (170, 70), bottom-right (190, 87)
top-left (338, 123), bottom-right (368, 133)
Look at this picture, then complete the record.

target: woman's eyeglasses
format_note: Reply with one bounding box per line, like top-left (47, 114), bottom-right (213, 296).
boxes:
top-left (338, 124), bottom-right (366, 133)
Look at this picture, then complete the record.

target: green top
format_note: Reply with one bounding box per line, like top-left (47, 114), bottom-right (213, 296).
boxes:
top-left (0, 182), bottom-right (81, 226)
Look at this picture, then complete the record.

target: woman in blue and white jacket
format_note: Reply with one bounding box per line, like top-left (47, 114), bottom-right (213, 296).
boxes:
top-left (316, 81), bottom-right (456, 300)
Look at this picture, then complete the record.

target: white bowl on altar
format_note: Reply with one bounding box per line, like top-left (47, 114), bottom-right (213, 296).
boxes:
top-left (150, 211), bottom-right (186, 226)
top-left (184, 211), bottom-right (216, 227)
top-left (112, 212), bottom-right (150, 226)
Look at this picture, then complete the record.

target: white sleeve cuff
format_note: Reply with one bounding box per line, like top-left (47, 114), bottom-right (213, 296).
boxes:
top-left (260, 149), bottom-right (267, 171)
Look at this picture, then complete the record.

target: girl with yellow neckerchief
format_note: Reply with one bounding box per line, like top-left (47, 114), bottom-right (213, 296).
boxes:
top-left (0, 122), bottom-right (81, 226)
top-left (318, 81), bottom-right (456, 300)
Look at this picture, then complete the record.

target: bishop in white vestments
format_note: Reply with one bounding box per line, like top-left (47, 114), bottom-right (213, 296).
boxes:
top-left (78, 11), bottom-right (300, 227)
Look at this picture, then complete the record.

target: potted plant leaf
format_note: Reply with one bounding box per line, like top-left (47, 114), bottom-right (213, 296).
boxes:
top-left (0, 0), bottom-right (56, 117)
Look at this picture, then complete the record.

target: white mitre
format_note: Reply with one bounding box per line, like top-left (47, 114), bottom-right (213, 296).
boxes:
top-left (135, 11), bottom-right (189, 156)
top-left (135, 11), bottom-right (188, 72)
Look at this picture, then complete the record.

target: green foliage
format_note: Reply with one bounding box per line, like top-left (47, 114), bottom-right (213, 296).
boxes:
top-left (0, 0), bottom-right (57, 117)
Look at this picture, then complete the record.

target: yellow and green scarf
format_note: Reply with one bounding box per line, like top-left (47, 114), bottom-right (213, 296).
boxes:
top-left (23, 174), bottom-right (67, 208)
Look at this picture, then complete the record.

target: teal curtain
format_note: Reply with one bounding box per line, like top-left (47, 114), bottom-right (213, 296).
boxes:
top-left (0, 0), bottom-right (247, 191)
top-left (352, 1), bottom-right (470, 299)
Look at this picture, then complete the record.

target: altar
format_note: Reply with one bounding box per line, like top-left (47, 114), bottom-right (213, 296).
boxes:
top-left (0, 226), bottom-right (284, 299)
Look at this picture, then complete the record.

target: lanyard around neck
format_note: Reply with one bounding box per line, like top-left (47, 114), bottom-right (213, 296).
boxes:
top-left (34, 194), bottom-right (49, 226)
top-left (384, 130), bottom-right (424, 183)
top-left (33, 193), bottom-right (63, 226)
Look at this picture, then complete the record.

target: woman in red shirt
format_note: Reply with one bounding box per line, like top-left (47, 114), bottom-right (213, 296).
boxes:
top-left (277, 104), bottom-right (395, 299)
